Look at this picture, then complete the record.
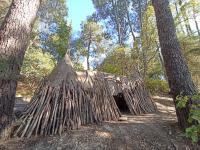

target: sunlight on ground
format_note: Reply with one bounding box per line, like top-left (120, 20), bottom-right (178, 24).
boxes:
top-left (152, 96), bottom-right (173, 101)
top-left (156, 102), bottom-right (175, 114)
top-left (95, 131), bottom-right (112, 139)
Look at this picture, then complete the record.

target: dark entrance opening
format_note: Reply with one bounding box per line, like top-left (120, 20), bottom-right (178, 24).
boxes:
top-left (113, 93), bottom-right (130, 113)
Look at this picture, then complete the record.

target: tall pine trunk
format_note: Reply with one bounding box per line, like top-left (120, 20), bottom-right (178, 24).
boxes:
top-left (152, 0), bottom-right (197, 129)
top-left (111, 0), bottom-right (122, 45)
top-left (174, 2), bottom-right (185, 35)
top-left (192, 8), bottom-right (200, 36)
top-left (178, 0), bottom-right (192, 35)
top-left (0, 0), bottom-right (40, 139)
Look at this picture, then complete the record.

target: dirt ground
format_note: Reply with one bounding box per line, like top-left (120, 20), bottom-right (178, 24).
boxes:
top-left (0, 96), bottom-right (200, 150)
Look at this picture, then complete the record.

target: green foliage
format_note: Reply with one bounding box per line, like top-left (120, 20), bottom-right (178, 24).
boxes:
top-left (74, 20), bottom-right (108, 69)
top-left (179, 35), bottom-right (200, 90)
top-left (97, 3), bottom-right (164, 79)
top-left (73, 62), bottom-right (84, 71)
top-left (172, 0), bottom-right (200, 90)
top-left (176, 93), bottom-right (200, 142)
top-left (99, 63), bottom-right (121, 75)
top-left (39, 0), bottom-right (71, 59)
top-left (185, 125), bottom-right (200, 143)
top-left (176, 95), bottom-right (190, 108)
top-left (16, 0), bottom-right (71, 97)
top-left (92, 0), bottom-right (130, 44)
top-left (21, 47), bottom-right (56, 81)
top-left (45, 19), bottom-right (71, 58)
top-left (98, 46), bottom-right (134, 76)
top-left (19, 46), bottom-right (56, 96)
top-left (145, 79), bottom-right (169, 94)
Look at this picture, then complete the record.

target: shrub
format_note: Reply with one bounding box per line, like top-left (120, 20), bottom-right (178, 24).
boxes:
top-left (16, 47), bottom-right (56, 97)
top-left (176, 93), bottom-right (200, 143)
top-left (145, 79), bottom-right (169, 95)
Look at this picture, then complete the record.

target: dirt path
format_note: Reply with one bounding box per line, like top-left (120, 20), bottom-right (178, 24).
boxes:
top-left (0, 96), bottom-right (200, 150)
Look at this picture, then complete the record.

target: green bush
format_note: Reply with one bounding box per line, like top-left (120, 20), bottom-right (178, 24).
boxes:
top-left (17, 47), bottom-right (56, 97)
top-left (21, 47), bottom-right (56, 80)
top-left (145, 79), bottom-right (169, 94)
top-left (176, 93), bottom-right (200, 143)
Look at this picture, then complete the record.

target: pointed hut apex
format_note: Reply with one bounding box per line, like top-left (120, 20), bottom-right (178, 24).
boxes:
top-left (47, 54), bottom-right (77, 85)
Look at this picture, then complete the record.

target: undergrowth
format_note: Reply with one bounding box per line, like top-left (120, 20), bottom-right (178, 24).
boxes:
top-left (176, 93), bottom-right (200, 143)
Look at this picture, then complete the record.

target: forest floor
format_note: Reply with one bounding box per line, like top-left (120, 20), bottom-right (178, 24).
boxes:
top-left (1, 96), bottom-right (200, 150)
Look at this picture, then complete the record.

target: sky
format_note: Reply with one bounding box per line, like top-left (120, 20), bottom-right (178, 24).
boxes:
top-left (67, 0), bottom-right (95, 32)
top-left (67, 0), bottom-right (97, 69)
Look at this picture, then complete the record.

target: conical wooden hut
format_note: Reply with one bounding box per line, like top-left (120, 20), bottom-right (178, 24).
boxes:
top-left (14, 55), bottom-right (120, 138)
top-left (14, 54), bottom-right (157, 138)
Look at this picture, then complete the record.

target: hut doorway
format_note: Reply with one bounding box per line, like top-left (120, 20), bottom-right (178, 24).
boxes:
top-left (113, 93), bottom-right (130, 114)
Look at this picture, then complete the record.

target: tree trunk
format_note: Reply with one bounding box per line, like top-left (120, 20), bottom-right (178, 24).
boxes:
top-left (111, 0), bottom-right (122, 45)
top-left (87, 38), bottom-right (91, 70)
top-left (194, 18), bottom-right (200, 36)
top-left (124, 0), bottom-right (136, 45)
top-left (0, 0), bottom-right (40, 139)
top-left (178, 0), bottom-right (192, 35)
top-left (156, 42), bottom-right (167, 80)
top-left (142, 48), bottom-right (147, 78)
top-left (137, 0), bottom-right (143, 30)
top-left (152, 0), bottom-right (197, 129)
top-left (192, 8), bottom-right (200, 36)
top-left (174, 2), bottom-right (185, 35)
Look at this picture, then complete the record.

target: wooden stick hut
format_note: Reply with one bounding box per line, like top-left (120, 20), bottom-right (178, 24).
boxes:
top-left (77, 71), bottom-right (157, 115)
top-left (14, 55), bottom-right (120, 138)
top-left (14, 54), bottom-right (157, 138)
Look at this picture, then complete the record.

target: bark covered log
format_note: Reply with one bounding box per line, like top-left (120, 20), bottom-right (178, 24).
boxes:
top-left (152, 0), bottom-right (197, 129)
top-left (0, 0), bottom-right (41, 139)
